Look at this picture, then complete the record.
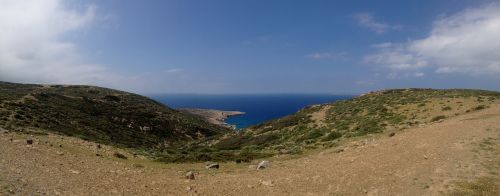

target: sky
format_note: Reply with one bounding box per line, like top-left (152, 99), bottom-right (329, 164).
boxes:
top-left (1, 0), bottom-right (500, 94)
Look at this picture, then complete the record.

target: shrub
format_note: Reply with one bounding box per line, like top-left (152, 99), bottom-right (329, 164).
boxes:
top-left (473, 105), bottom-right (486, 111)
top-left (305, 129), bottom-right (324, 140)
top-left (113, 152), bottom-right (128, 159)
top-left (322, 131), bottom-right (342, 141)
top-left (431, 115), bottom-right (446, 122)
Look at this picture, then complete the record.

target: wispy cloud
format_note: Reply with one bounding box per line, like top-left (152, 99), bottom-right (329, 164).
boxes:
top-left (364, 3), bottom-right (500, 75)
top-left (306, 52), bottom-right (349, 60)
top-left (163, 68), bottom-right (184, 74)
top-left (354, 13), bottom-right (401, 34)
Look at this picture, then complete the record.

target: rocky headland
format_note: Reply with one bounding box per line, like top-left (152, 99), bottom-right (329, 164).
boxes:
top-left (178, 108), bottom-right (245, 129)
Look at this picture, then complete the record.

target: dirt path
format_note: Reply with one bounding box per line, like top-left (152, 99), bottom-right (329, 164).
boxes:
top-left (1, 105), bottom-right (499, 195)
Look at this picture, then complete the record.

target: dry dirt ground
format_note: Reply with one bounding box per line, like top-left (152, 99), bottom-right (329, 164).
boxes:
top-left (1, 105), bottom-right (499, 195)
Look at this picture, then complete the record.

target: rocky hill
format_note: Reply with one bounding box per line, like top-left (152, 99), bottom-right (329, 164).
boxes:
top-left (2, 82), bottom-right (499, 164)
top-left (186, 89), bottom-right (500, 161)
top-left (1, 83), bottom-right (499, 194)
top-left (1, 93), bottom-right (499, 195)
top-left (0, 81), bottom-right (230, 150)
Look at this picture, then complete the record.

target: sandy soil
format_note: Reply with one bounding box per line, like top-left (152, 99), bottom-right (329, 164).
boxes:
top-left (1, 105), bottom-right (499, 195)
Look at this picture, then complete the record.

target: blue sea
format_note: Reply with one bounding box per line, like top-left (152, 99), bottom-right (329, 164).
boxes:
top-left (150, 94), bottom-right (353, 129)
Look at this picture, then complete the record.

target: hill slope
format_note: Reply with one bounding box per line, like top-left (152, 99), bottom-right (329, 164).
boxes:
top-left (2, 83), bottom-right (499, 163)
top-left (1, 100), bottom-right (499, 195)
top-left (0, 81), bottom-right (230, 150)
top-left (199, 89), bottom-right (500, 158)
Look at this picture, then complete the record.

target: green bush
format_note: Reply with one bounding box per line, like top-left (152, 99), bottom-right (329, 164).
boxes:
top-left (322, 131), bottom-right (342, 141)
top-left (431, 115), bottom-right (446, 122)
top-left (113, 152), bottom-right (128, 159)
top-left (442, 106), bottom-right (452, 111)
top-left (473, 105), bottom-right (486, 111)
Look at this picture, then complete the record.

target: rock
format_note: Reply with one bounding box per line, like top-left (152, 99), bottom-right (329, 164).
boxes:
top-left (69, 169), bottom-right (80, 174)
top-left (205, 163), bottom-right (219, 169)
top-left (56, 151), bottom-right (64, 156)
top-left (26, 139), bottom-right (33, 145)
top-left (257, 160), bottom-right (269, 169)
top-left (97, 144), bottom-right (101, 149)
top-left (185, 171), bottom-right (195, 180)
top-left (388, 132), bottom-right (396, 137)
top-left (424, 155), bottom-right (429, 160)
top-left (260, 180), bottom-right (274, 186)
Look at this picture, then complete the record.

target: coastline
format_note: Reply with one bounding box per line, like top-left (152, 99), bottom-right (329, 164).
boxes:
top-left (178, 108), bottom-right (245, 129)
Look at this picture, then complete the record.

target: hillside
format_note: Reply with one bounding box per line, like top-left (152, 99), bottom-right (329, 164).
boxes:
top-left (2, 83), bottom-right (500, 164)
top-left (1, 98), bottom-right (499, 195)
top-left (183, 89), bottom-right (500, 161)
top-left (0, 81), bottom-right (230, 150)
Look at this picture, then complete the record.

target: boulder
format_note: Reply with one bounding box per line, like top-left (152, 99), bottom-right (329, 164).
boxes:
top-left (185, 171), bottom-right (195, 180)
top-left (388, 132), bottom-right (396, 137)
top-left (257, 160), bottom-right (269, 169)
top-left (205, 163), bottom-right (219, 169)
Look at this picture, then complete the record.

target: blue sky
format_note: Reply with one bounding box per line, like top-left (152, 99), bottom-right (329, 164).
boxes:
top-left (1, 0), bottom-right (500, 94)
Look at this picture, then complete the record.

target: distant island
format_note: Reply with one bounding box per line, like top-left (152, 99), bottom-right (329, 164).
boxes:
top-left (178, 108), bottom-right (245, 129)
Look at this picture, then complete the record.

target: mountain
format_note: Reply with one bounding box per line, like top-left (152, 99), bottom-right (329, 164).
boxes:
top-left (0, 81), bottom-right (230, 150)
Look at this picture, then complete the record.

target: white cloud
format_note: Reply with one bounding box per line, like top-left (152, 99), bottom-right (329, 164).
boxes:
top-left (414, 72), bottom-right (425, 77)
top-left (354, 13), bottom-right (401, 34)
top-left (364, 43), bottom-right (428, 70)
top-left (365, 3), bottom-right (500, 75)
top-left (163, 68), bottom-right (184, 74)
top-left (0, 0), bottom-right (114, 85)
top-left (306, 52), bottom-right (348, 60)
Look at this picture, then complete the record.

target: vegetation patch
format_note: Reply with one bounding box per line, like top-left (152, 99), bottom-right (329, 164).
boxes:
top-left (431, 115), bottom-right (446, 122)
top-left (113, 152), bottom-right (128, 159)
top-left (449, 177), bottom-right (499, 196)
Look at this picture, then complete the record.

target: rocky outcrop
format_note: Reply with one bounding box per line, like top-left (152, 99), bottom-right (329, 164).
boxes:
top-left (179, 108), bottom-right (245, 129)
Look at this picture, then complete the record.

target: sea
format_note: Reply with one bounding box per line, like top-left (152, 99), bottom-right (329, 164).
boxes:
top-left (150, 94), bottom-right (354, 129)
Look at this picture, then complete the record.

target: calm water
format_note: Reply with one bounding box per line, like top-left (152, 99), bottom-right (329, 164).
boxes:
top-left (150, 94), bottom-right (353, 129)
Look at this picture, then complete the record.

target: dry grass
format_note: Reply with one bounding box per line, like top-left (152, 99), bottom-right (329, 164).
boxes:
top-left (449, 177), bottom-right (499, 196)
